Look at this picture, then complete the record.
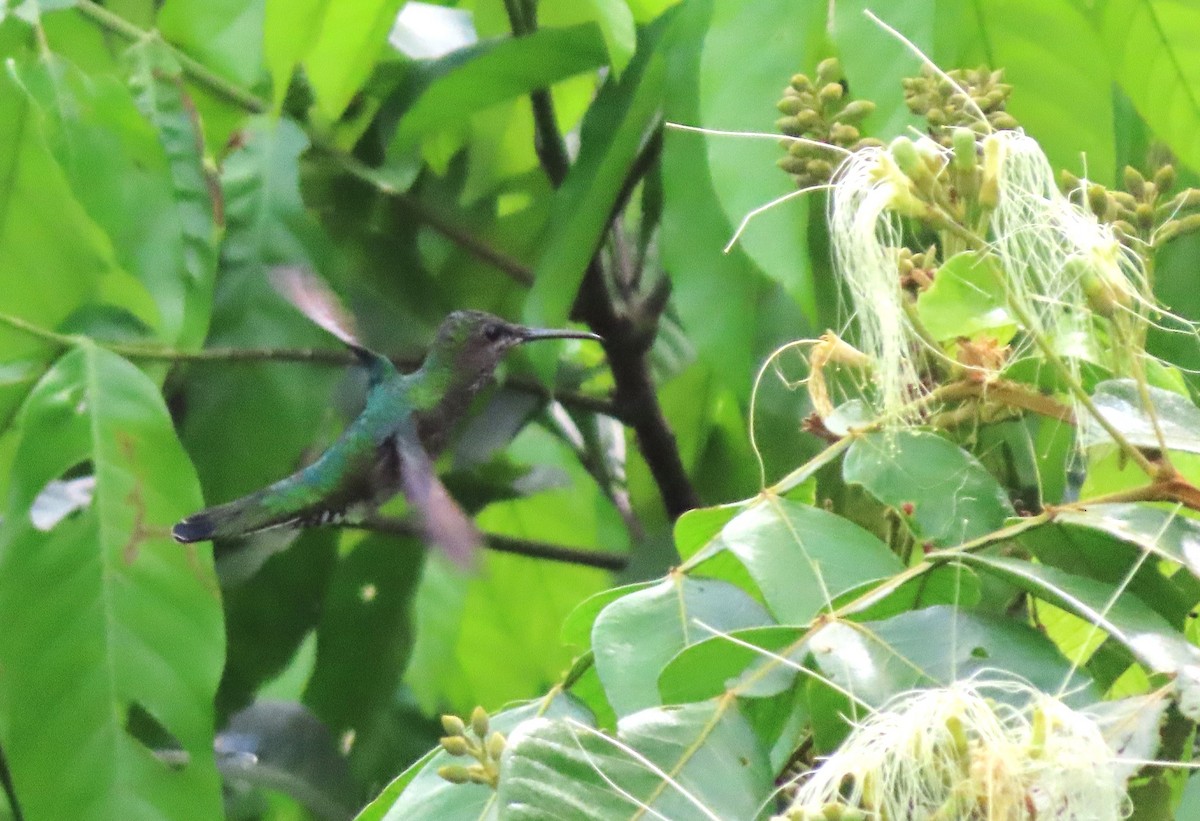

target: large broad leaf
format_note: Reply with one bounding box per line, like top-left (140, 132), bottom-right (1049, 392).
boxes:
top-left (957, 553), bottom-right (1200, 718)
top-left (696, 0), bottom-right (823, 316)
top-left (1080, 378), bottom-right (1200, 454)
top-left (498, 700), bottom-right (773, 821)
top-left (1102, 0), bottom-right (1200, 173)
top-left (18, 49), bottom-right (217, 352)
top-left (975, 0), bottom-right (1115, 182)
top-left (843, 430), bottom-right (1015, 547)
top-left (0, 343), bottom-right (224, 820)
top-left (591, 575), bottom-right (773, 715)
top-left (1019, 503), bottom-right (1198, 625)
top-left (356, 693), bottom-right (591, 821)
top-left (0, 67), bottom-right (147, 429)
top-left (808, 606), bottom-right (1099, 709)
top-left (718, 496), bottom-right (904, 622)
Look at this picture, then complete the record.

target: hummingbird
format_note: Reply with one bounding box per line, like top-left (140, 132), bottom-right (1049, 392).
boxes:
top-left (172, 268), bottom-right (602, 567)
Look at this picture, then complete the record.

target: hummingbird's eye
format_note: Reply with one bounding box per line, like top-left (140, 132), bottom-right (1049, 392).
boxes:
top-left (483, 324), bottom-right (504, 342)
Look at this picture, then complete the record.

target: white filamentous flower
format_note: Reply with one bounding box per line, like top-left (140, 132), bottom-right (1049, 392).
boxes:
top-left (776, 679), bottom-right (1131, 821)
top-left (986, 131), bottom-right (1146, 360)
top-left (828, 141), bottom-right (947, 423)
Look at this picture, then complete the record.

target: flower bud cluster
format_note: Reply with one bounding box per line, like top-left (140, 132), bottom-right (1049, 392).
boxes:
top-left (775, 58), bottom-right (882, 186)
top-left (436, 706), bottom-right (506, 790)
top-left (1063, 160), bottom-right (1200, 249)
top-left (903, 64), bottom-right (1017, 139)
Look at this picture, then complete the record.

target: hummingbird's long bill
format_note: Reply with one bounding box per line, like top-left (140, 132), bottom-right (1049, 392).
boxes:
top-left (518, 327), bottom-right (603, 343)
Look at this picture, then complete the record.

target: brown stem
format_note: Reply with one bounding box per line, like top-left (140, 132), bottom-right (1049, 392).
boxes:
top-left (357, 516), bottom-right (627, 571)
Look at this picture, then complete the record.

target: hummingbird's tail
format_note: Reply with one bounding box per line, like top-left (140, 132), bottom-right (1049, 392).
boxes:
top-left (172, 488), bottom-right (300, 544)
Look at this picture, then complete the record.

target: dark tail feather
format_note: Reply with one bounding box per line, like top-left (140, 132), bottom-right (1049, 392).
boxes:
top-left (172, 512), bottom-right (217, 543)
top-left (172, 491), bottom-right (298, 544)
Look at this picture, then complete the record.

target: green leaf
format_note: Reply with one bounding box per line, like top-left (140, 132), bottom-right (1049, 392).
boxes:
top-left (263, 0), bottom-right (330, 108)
top-left (1044, 503), bottom-right (1200, 582)
top-left (915, 251), bottom-right (1014, 344)
top-left (0, 343), bottom-right (223, 820)
top-left (844, 430), bottom-right (1015, 547)
top-left (302, 0), bottom-right (405, 120)
top-left (660, 0), bottom-right (775, 403)
top-left (357, 694), bottom-right (590, 821)
top-left (1081, 378), bottom-right (1200, 454)
top-left (832, 0), bottom-right (930, 138)
top-left (523, 21), bottom-right (666, 330)
top-left (719, 497), bottom-right (904, 622)
top-left (157, 0), bottom-right (265, 89)
top-left (697, 0), bottom-right (823, 316)
top-left (498, 700), bottom-right (773, 821)
top-left (1019, 504), bottom-right (1197, 625)
top-left (385, 25), bottom-right (610, 187)
top-left (125, 38), bottom-right (223, 350)
top-left (591, 575), bottom-right (773, 715)
top-left (975, 0), bottom-right (1115, 182)
top-left (543, 0), bottom-right (637, 76)
top-left (809, 605), bottom-right (1099, 709)
top-left (0, 67), bottom-right (145, 428)
top-left (658, 625), bottom-right (805, 703)
top-left (1102, 0), bottom-right (1200, 172)
top-left (957, 553), bottom-right (1200, 716)
top-left (304, 531), bottom-right (425, 769)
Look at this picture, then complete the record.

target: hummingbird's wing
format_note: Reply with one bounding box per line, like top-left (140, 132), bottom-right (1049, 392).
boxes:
top-left (391, 431), bottom-right (481, 569)
top-left (269, 266), bottom-right (363, 348)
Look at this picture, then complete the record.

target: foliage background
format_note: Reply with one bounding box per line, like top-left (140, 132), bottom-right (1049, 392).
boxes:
top-left (2, 0), bottom-right (1200, 819)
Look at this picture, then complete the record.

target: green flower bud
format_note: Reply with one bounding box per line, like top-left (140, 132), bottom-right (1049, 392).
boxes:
top-left (822, 802), bottom-right (847, 820)
top-left (1154, 164), bottom-right (1176, 193)
top-left (1123, 165), bottom-right (1146, 199)
top-left (830, 123), bottom-right (860, 144)
top-left (853, 137), bottom-right (885, 150)
top-left (470, 706), bottom-right (490, 738)
top-left (441, 714), bottom-right (466, 736)
top-left (889, 136), bottom-right (921, 176)
top-left (438, 764), bottom-right (471, 784)
top-left (486, 731), bottom-right (506, 759)
top-left (837, 99), bottom-right (875, 123)
top-left (926, 107), bottom-right (947, 126)
top-left (806, 159), bottom-right (834, 179)
top-left (777, 156), bottom-right (809, 175)
top-left (440, 735), bottom-right (471, 756)
top-left (466, 764), bottom-right (492, 785)
top-left (979, 134), bottom-right (1004, 208)
top-left (1086, 185), bottom-right (1110, 219)
top-left (818, 82), bottom-right (844, 104)
top-left (1136, 201), bottom-right (1155, 229)
top-left (951, 127), bottom-right (976, 171)
top-left (777, 95), bottom-right (805, 116)
top-left (776, 116), bottom-right (803, 137)
top-left (988, 112), bottom-right (1019, 130)
top-left (816, 57), bottom-right (842, 86)
top-left (1060, 169), bottom-right (1080, 193)
top-left (790, 74), bottom-right (813, 92)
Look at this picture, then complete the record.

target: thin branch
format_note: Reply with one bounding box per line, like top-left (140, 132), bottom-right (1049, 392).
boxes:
top-left (77, 0), bottom-right (266, 114)
top-left (357, 516), bottom-right (628, 571)
top-left (500, 6), bottom-right (698, 518)
top-left (0, 311), bottom-right (618, 420)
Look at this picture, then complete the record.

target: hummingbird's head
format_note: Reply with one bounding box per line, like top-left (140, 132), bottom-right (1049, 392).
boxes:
top-left (430, 310), bottom-right (601, 389)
